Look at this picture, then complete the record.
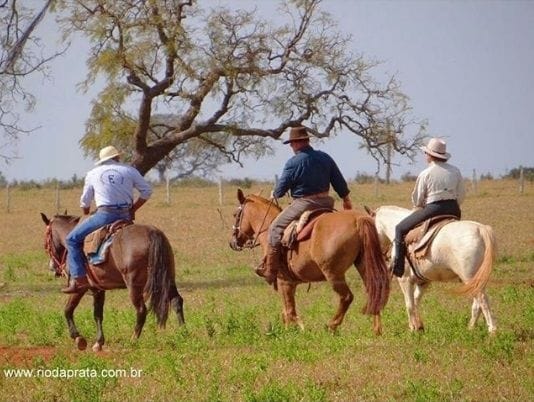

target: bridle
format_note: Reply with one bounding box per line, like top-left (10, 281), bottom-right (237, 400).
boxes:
top-left (231, 197), bottom-right (278, 250)
top-left (44, 223), bottom-right (68, 277)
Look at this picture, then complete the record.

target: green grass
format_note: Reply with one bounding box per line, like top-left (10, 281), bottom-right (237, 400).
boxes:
top-left (0, 181), bottom-right (533, 401)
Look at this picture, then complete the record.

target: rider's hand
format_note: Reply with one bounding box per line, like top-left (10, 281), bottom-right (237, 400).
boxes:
top-left (342, 197), bottom-right (352, 210)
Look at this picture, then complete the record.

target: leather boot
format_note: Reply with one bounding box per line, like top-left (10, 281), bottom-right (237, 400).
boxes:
top-left (392, 240), bottom-right (406, 277)
top-left (262, 244), bottom-right (283, 285)
top-left (61, 276), bottom-right (90, 294)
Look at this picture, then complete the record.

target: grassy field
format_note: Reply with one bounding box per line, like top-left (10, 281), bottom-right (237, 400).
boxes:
top-left (0, 179), bottom-right (532, 401)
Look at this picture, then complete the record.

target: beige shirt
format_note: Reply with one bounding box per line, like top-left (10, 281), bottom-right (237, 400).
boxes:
top-left (411, 161), bottom-right (465, 208)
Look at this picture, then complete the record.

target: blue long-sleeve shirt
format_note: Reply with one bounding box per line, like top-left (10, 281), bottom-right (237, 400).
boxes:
top-left (273, 145), bottom-right (350, 199)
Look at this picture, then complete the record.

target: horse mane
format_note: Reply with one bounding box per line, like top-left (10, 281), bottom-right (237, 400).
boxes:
top-left (380, 205), bottom-right (410, 212)
top-left (54, 214), bottom-right (80, 222)
top-left (246, 194), bottom-right (282, 212)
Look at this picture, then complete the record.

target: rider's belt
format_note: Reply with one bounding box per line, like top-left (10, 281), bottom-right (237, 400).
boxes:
top-left (300, 191), bottom-right (329, 200)
top-left (98, 204), bottom-right (131, 212)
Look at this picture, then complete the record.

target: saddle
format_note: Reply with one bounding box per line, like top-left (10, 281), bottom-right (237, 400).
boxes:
top-left (281, 208), bottom-right (333, 250)
top-left (405, 214), bottom-right (459, 258)
top-left (83, 220), bottom-right (132, 265)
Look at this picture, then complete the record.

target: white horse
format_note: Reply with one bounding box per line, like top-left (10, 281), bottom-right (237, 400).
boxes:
top-left (372, 205), bottom-right (497, 334)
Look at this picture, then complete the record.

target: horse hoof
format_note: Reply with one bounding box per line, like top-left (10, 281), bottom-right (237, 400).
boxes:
top-left (92, 343), bottom-right (103, 352)
top-left (75, 336), bottom-right (87, 351)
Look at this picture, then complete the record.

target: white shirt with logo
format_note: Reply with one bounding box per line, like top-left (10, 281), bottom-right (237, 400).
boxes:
top-left (80, 161), bottom-right (153, 208)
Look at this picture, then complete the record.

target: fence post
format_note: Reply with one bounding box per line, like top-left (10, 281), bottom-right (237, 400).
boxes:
top-left (55, 183), bottom-right (60, 213)
top-left (218, 177), bottom-right (223, 206)
top-left (166, 176), bottom-right (171, 205)
top-left (472, 169), bottom-right (478, 195)
top-left (519, 166), bottom-right (524, 194)
top-left (374, 173), bottom-right (379, 198)
top-left (6, 183), bottom-right (10, 213)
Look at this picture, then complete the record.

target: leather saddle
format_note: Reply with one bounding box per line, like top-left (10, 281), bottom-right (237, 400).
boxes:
top-left (83, 220), bottom-right (132, 265)
top-left (282, 208), bottom-right (333, 250)
top-left (405, 214), bottom-right (459, 258)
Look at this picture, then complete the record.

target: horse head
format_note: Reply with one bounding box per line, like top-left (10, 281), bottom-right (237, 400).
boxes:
top-left (41, 213), bottom-right (79, 276)
top-left (229, 189), bottom-right (280, 251)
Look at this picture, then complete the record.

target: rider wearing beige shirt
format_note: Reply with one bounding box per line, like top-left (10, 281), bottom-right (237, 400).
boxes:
top-left (411, 160), bottom-right (465, 208)
top-left (392, 138), bottom-right (464, 277)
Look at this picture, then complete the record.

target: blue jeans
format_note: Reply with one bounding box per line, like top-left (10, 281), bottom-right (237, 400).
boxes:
top-left (66, 209), bottom-right (130, 278)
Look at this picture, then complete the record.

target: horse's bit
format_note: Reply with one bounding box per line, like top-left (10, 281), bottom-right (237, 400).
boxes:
top-left (231, 198), bottom-right (276, 250)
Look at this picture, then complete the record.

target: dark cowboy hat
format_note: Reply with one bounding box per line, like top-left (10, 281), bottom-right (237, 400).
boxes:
top-left (283, 127), bottom-right (311, 144)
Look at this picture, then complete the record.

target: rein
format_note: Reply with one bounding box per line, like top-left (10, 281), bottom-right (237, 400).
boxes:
top-left (233, 197), bottom-right (277, 249)
top-left (44, 224), bottom-right (67, 277)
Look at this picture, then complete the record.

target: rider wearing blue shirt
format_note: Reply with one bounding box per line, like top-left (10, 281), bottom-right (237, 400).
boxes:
top-left (257, 126), bottom-right (352, 285)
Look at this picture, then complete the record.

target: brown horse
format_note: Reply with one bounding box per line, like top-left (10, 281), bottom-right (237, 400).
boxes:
top-left (229, 189), bottom-right (390, 334)
top-left (40, 213), bottom-right (185, 351)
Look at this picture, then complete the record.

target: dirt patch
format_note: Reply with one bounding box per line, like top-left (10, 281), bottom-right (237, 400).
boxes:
top-left (0, 346), bottom-right (57, 365)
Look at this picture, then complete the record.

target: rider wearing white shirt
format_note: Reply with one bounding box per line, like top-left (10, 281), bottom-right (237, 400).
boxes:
top-left (62, 146), bottom-right (152, 293)
top-left (392, 138), bottom-right (464, 277)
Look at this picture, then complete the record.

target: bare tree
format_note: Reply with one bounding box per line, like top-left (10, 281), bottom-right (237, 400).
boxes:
top-left (59, 0), bottom-right (424, 174)
top-left (0, 0), bottom-right (65, 162)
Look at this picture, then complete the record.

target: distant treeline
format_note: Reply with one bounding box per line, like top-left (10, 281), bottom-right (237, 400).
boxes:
top-left (1, 167), bottom-right (532, 189)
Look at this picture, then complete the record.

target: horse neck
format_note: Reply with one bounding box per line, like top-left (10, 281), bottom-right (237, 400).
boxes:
top-left (376, 206), bottom-right (410, 241)
top-left (246, 199), bottom-right (279, 245)
top-left (53, 217), bottom-right (78, 245)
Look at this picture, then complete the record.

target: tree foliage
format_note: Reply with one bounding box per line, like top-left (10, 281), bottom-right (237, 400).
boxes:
top-left (58, 0), bottom-right (425, 175)
top-left (503, 167), bottom-right (534, 182)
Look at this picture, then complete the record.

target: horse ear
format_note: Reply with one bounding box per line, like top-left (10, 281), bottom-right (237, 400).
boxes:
top-left (40, 213), bottom-right (50, 225)
top-left (237, 188), bottom-right (246, 204)
top-left (364, 205), bottom-right (375, 217)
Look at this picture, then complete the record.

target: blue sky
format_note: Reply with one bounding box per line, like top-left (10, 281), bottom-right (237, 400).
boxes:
top-left (3, 0), bottom-right (533, 182)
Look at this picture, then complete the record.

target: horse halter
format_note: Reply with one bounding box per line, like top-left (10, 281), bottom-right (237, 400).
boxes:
top-left (44, 223), bottom-right (67, 277)
top-left (230, 203), bottom-right (253, 251)
top-left (231, 198), bottom-right (275, 251)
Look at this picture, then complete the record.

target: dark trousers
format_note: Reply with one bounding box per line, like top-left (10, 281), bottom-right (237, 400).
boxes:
top-left (392, 199), bottom-right (461, 276)
top-left (395, 199), bottom-right (461, 242)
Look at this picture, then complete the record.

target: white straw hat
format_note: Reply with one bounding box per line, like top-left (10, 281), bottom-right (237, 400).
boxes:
top-left (96, 145), bottom-right (121, 165)
top-left (420, 138), bottom-right (450, 160)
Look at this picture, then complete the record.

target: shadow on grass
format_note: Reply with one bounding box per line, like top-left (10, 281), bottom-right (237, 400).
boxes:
top-left (181, 275), bottom-right (264, 291)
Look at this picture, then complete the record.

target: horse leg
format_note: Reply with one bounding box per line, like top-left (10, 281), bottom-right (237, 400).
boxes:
top-left (397, 277), bottom-right (421, 331)
top-left (468, 297), bottom-right (481, 330)
top-left (372, 313), bottom-right (382, 336)
top-left (278, 281), bottom-right (303, 330)
top-left (169, 283), bottom-right (185, 326)
top-left (327, 278), bottom-right (354, 332)
top-left (92, 290), bottom-right (105, 352)
top-left (475, 291), bottom-right (497, 334)
top-left (129, 286), bottom-right (148, 340)
top-left (413, 282), bottom-right (429, 331)
top-left (64, 293), bottom-right (87, 350)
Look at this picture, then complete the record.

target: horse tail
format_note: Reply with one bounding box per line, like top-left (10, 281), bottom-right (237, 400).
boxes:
top-left (144, 228), bottom-right (174, 328)
top-left (355, 216), bottom-right (391, 315)
top-left (457, 224), bottom-right (496, 297)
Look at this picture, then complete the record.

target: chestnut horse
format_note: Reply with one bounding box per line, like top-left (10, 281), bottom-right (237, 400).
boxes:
top-left (229, 190), bottom-right (390, 334)
top-left (41, 213), bottom-right (185, 351)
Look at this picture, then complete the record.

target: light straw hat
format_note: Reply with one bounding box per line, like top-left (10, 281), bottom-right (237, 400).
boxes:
top-left (420, 138), bottom-right (450, 160)
top-left (95, 145), bottom-right (121, 165)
